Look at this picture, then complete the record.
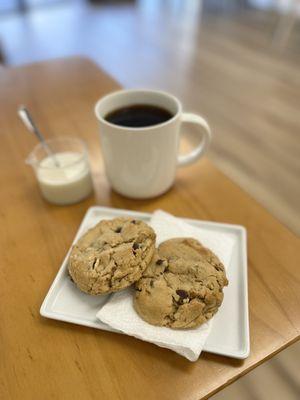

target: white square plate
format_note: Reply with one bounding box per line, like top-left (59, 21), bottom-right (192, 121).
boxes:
top-left (40, 206), bottom-right (250, 359)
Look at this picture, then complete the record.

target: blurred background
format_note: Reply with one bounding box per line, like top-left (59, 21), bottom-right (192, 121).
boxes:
top-left (0, 1), bottom-right (299, 398)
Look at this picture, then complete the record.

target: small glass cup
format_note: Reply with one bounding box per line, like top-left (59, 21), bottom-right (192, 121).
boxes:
top-left (26, 137), bottom-right (93, 205)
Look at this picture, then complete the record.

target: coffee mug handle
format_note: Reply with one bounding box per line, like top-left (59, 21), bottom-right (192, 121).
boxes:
top-left (177, 113), bottom-right (212, 167)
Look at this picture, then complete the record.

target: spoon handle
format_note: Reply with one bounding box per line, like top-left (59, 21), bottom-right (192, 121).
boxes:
top-left (18, 106), bottom-right (59, 166)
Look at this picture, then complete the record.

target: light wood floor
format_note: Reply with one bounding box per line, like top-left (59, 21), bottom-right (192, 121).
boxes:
top-left (0, 0), bottom-right (299, 398)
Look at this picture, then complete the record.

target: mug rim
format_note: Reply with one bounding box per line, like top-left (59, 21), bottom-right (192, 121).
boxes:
top-left (94, 88), bottom-right (182, 132)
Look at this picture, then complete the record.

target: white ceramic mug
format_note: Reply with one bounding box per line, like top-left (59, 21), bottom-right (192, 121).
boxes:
top-left (95, 89), bottom-right (211, 199)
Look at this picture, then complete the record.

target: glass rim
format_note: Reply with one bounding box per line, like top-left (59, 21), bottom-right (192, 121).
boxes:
top-left (33, 137), bottom-right (89, 170)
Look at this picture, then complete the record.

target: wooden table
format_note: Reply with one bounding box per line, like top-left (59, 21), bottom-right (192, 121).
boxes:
top-left (0, 57), bottom-right (299, 400)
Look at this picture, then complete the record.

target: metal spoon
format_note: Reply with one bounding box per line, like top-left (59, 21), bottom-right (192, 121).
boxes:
top-left (18, 106), bottom-right (60, 167)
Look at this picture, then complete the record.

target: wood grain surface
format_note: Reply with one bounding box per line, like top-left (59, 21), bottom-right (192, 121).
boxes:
top-left (0, 57), bottom-right (299, 400)
top-left (1, 3), bottom-right (299, 235)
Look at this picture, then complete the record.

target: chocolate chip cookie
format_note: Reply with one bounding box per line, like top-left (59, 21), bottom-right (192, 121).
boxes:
top-left (134, 238), bottom-right (228, 329)
top-left (69, 217), bottom-right (156, 295)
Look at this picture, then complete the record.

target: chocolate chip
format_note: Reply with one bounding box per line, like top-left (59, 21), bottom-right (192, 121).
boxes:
top-left (132, 242), bottom-right (139, 250)
top-left (131, 220), bottom-right (136, 224)
top-left (150, 280), bottom-right (154, 288)
top-left (156, 259), bottom-right (164, 265)
top-left (115, 227), bottom-right (122, 233)
top-left (176, 289), bottom-right (188, 299)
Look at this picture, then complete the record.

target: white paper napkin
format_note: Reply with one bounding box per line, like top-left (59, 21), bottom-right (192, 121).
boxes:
top-left (97, 210), bottom-right (236, 361)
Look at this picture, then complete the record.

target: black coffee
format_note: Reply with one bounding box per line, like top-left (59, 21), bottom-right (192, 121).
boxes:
top-left (105, 104), bottom-right (173, 128)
